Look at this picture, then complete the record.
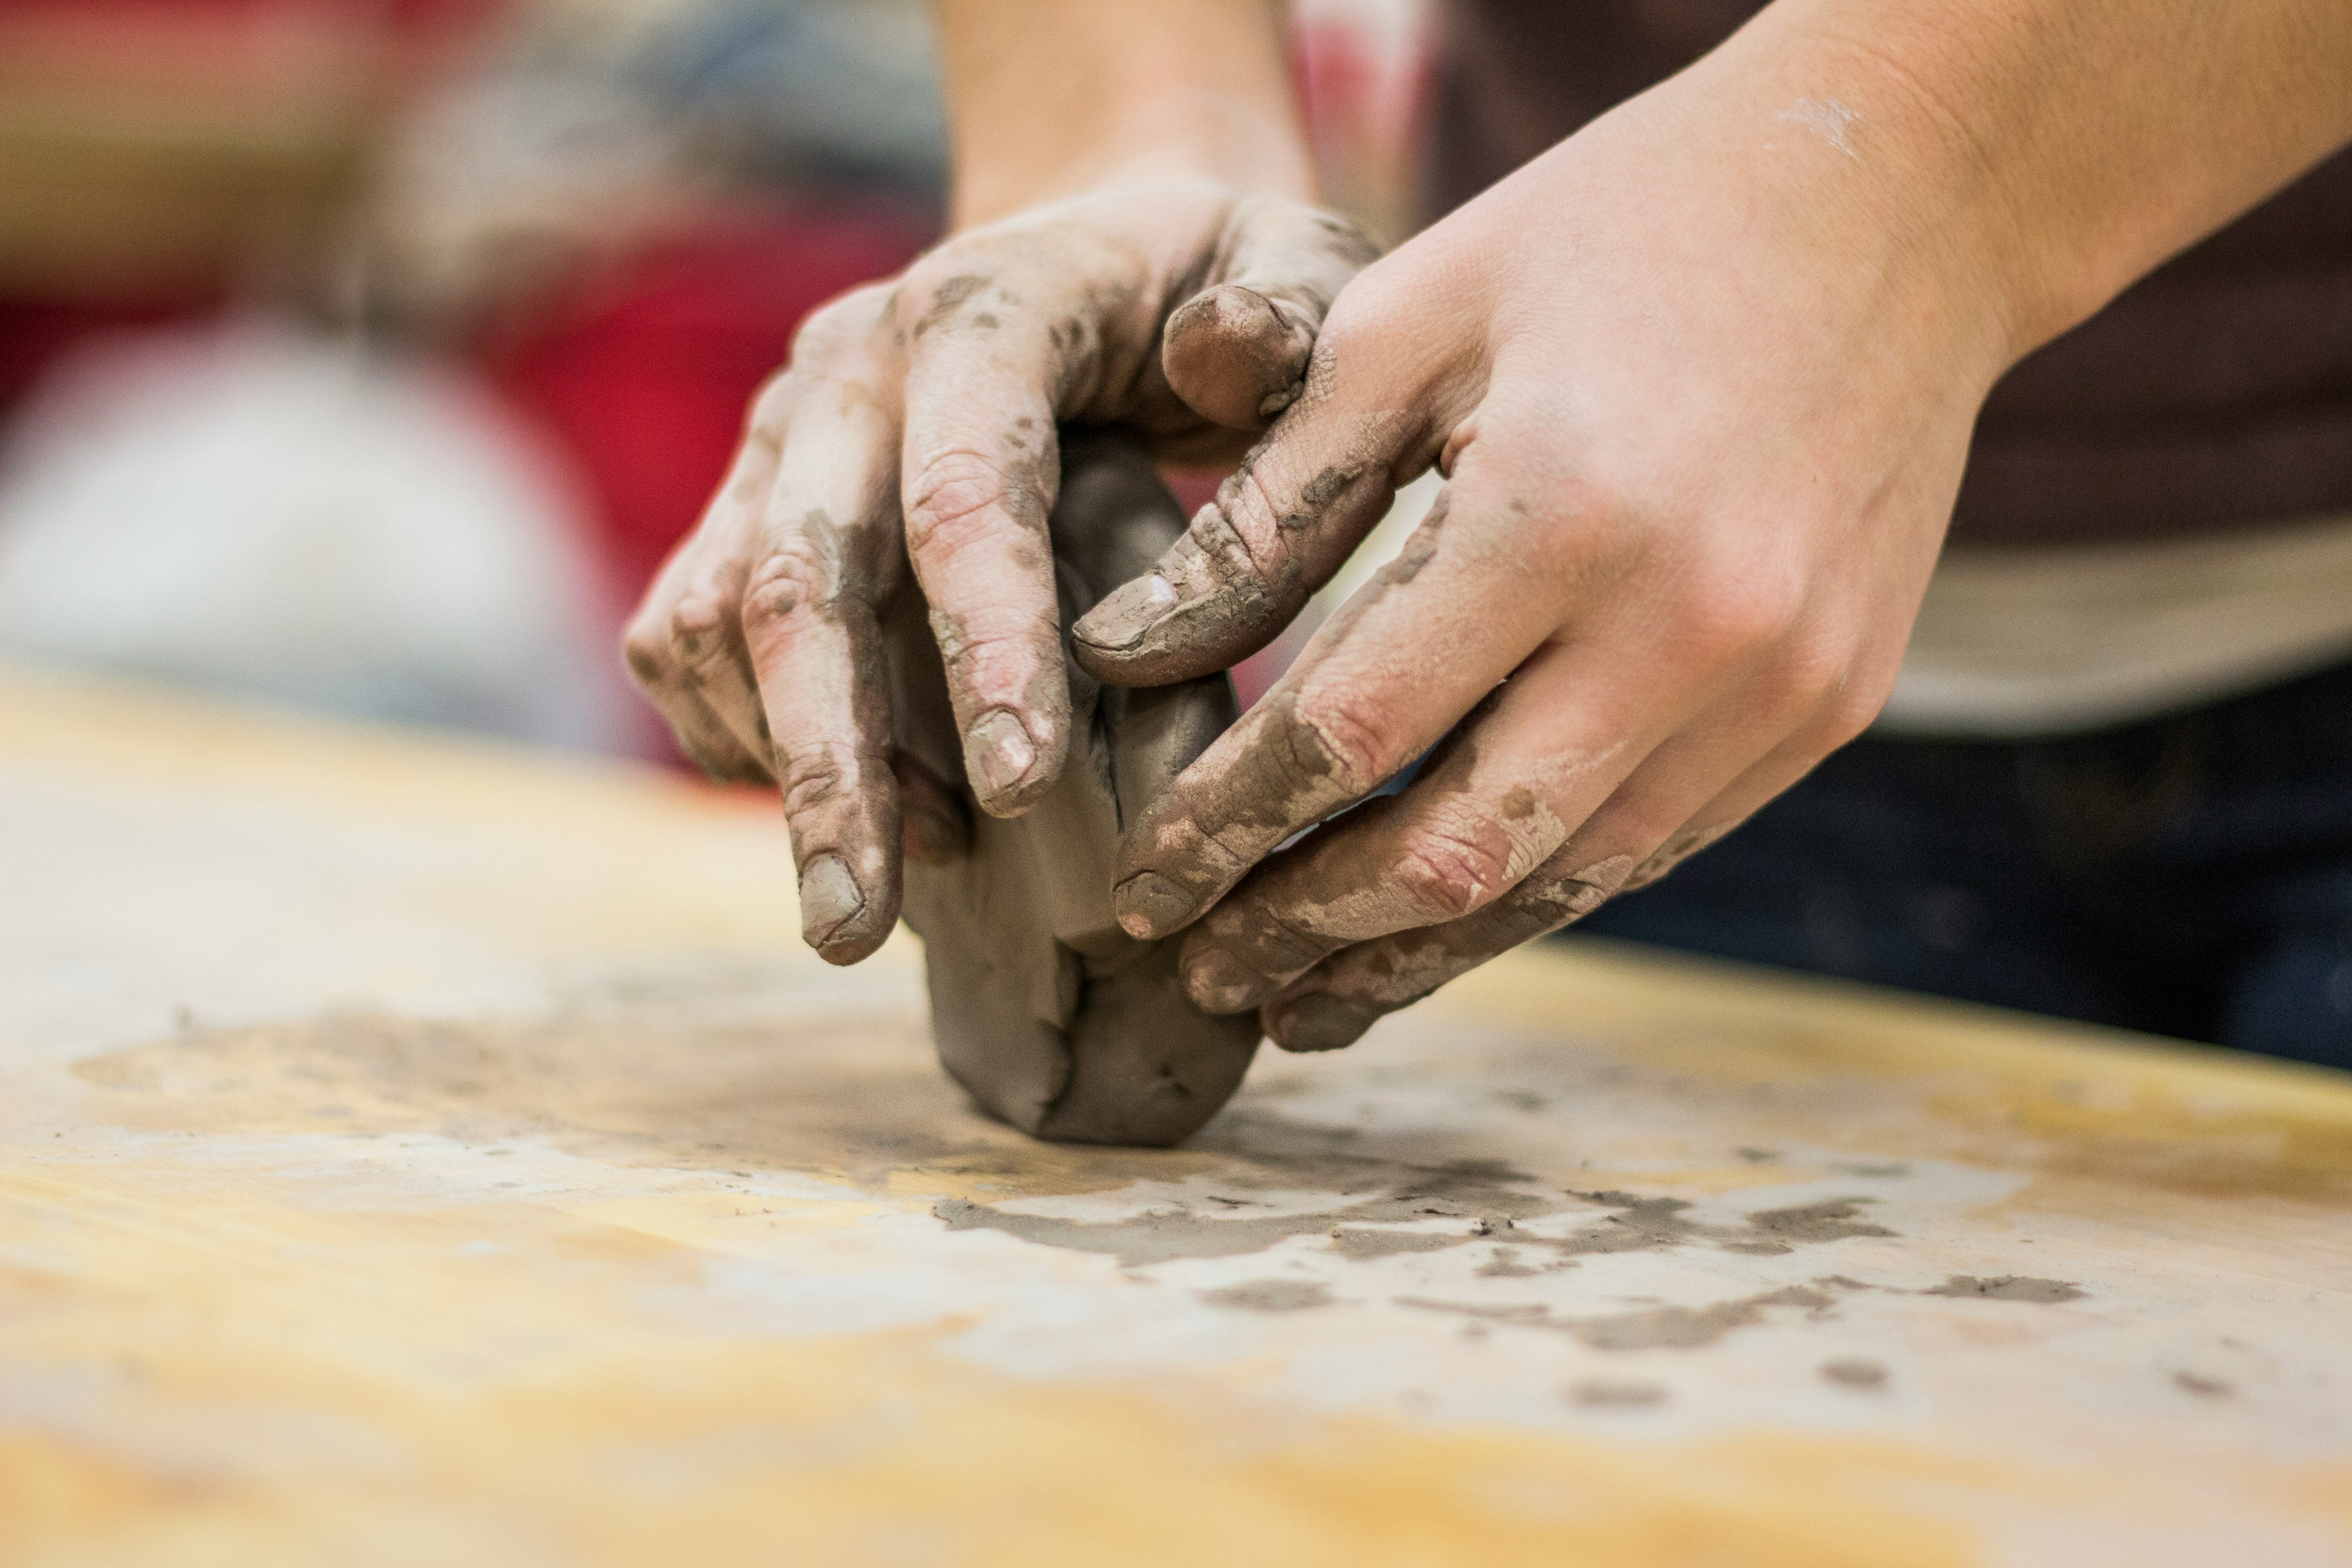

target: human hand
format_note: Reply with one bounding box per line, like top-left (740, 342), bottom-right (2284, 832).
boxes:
top-left (622, 182), bottom-right (1376, 964)
top-left (1072, 61), bottom-right (2020, 1050)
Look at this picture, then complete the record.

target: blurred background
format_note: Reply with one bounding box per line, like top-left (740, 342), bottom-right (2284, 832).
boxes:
top-left (0, 0), bottom-right (1436, 760)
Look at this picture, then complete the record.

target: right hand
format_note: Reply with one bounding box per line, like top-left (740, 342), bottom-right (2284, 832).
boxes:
top-left (622, 183), bottom-right (1377, 965)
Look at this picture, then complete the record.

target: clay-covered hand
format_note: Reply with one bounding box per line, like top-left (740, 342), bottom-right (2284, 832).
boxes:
top-left (1070, 52), bottom-right (2021, 1052)
top-left (620, 185), bottom-right (1375, 965)
top-left (893, 430), bottom-right (1258, 1145)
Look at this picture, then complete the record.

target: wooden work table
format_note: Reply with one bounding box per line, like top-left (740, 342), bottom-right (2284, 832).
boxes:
top-left (5, 663), bottom-right (2350, 1567)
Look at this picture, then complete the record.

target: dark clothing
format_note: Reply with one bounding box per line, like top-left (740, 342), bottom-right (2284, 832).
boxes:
top-left (1436, 1), bottom-right (2352, 547)
top-left (1572, 658), bottom-right (2352, 1069)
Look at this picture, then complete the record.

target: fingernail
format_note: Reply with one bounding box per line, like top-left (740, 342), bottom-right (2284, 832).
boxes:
top-left (1113, 871), bottom-right (1201, 938)
top-left (965, 710), bottom-right (1036, 802)
top-left (1073, 573), bottom-right (1181, 653)
top-left (1182, 943), bottom-right (1265, 1014)
top-left (1268, 993), bottom-right (1378, 1054)
top-left (798, 853), bottom-right (866, 948)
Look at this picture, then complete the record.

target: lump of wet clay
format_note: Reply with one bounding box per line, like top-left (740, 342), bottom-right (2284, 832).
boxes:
top-left (889, 429), bottom-right (1260, 1145)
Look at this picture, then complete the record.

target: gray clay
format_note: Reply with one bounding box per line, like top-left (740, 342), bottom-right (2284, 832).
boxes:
top-left (889, 429), bottom-right (1261, 1146)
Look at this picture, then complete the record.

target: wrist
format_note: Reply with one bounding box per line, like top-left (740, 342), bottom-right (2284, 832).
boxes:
top-left (1644, 15), bottom-right (2043, 384)
top-left (950, 88), bottom-right (1313, 231)
top-left (936, 0), bottom-right (1310, 232)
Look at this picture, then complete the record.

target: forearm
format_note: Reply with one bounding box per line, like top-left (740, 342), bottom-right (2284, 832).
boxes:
top-left (933, 0), bottom-right (1309, 229)
top-left (1722, 0), bottom-right (2352, 364)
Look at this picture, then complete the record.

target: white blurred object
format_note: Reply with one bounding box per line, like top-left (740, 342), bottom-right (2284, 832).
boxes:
top-left (0, 320), bottom-right (634, 753)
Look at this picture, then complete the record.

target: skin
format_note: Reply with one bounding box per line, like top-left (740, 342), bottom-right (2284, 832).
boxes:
top-left (629, 0), bottom-right (2352, 1051)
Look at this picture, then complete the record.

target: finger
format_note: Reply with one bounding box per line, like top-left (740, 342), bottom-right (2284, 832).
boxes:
top-left (620, 435), bottom-right (783, 782)
top-left (744, 359), bottom-right (911, 965)
top-left (1162, 199), bottom-right (1379, 430)
top-left (1255, 688), bottom-right (1867, 1052)
top-left (1107, 476), bottom-right (1596, 941)
top-left (623, 607), bottom-right (766, 781)
top-left (1171, 632), bottom-right (1695, 1013)
top-left (1257, 837), bottom-right (1636, 1054)
top-left (896, 269), bottom-right (1073, 818)
top-left (1072, 280), bottom-right (1451, 687)
top-left (669, 557), bottom-right (771, 764)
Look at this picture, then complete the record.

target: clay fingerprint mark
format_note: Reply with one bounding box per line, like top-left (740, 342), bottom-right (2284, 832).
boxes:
top-left (1922, 1274), bottom-right (2085, 1303)
top-left (1398, 1283), bottom-right (1845, 1351)
top-left (934, 1183), bottom-right (1901, 1269)
top-left (1199, 1279), bottom-right (1333, 1312)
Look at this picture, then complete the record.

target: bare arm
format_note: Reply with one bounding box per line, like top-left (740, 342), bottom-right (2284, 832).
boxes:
top-left (1073, 0), bottom-right (2352, 1049)
top-left (937, 0), bottom-right (1308, 226)
top-left (1764, 0), bottom-right (2352, 360)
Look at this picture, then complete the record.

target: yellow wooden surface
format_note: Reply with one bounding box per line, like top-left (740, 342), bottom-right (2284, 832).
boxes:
top-left (4, 663), bottom-right (2350, 1568)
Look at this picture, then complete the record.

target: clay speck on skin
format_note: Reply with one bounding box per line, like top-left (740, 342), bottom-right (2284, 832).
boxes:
top-left (1258, 844), bottom-right (1644, 1054)
top-left (1774, 97), bottom-right (1863, 161)
top-left (1922, 1274), bottom-right (2087, 1303)
top-left (910, 273), bottom-right (991, 338)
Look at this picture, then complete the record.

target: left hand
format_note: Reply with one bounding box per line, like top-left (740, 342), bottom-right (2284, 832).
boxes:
top-left (1069, 49), bottom-right (2020, 1051)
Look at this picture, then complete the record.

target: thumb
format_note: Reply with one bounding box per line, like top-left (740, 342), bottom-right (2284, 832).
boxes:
top-left (1161, 197), bottom-right (1379, 432)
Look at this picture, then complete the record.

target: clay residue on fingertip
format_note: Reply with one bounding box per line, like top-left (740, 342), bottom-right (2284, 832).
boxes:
top-left (1181, 941), bottom-right (1268, 1015)
top-left (1112, 870), bottom-right (1202, 939)
top-left (1071, 572), bottom-right (1178, 654)
top-left (966, 709), bottom-right (1034, 794)
top-left (797, 852), bottom-right (869, 957)
top-left (1162, 283), bottom-right (1313, 432)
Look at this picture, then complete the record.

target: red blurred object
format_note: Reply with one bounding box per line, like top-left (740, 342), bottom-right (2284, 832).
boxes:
top-left (485, 204), bottom-right (934, 615)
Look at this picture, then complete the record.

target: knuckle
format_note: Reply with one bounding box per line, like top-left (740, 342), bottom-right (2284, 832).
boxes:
top-left (620, 618), bottom-right (673, 691)
top-left (775, 743), bottom-right (853, 819)
top-left (929, 602), bottom-right (1061, 694)
top-left (1817, 666), bottom-right (1896, 747)
top-left (1287, 690), bottom-right (1406, 797)
top-left (1745, 637), bottom-right (1846, 726)
top-left (739, 540), bottom-right (833, 633)
top-left (1217, 900), bottom-right (1330, 971)
top-left (666, 591), bottom-right (732, 664)
top-left (744, 368), bottom-right (798, 434)
top-left (1673, 573), bottom-right (1806, 668)
top-left (904, 448), bottom-right (1024, 556)
top-left (793, 286), bottom-right (888, 359)
top-left (1393, 825), bottom-right (1517, 921)
top-left (1517, 477), bottom-right (1643, 590)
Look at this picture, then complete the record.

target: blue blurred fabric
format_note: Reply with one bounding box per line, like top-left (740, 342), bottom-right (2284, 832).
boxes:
top-left (1568, 658), bottom-right (2352, 1072)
